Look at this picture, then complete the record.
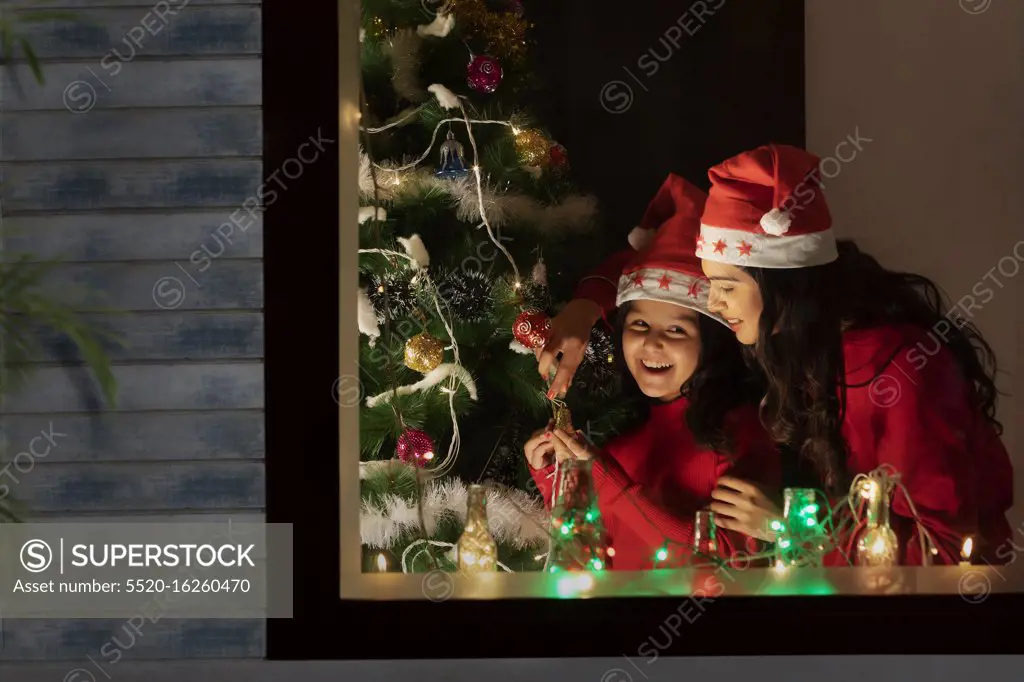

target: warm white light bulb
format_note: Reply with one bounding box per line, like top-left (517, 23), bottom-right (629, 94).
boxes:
top-left (376, 553), bottom-right (387, 571)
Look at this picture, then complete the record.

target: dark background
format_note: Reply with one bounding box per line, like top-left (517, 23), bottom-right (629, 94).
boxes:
top-left (525, 0), bottom-right (804, 236)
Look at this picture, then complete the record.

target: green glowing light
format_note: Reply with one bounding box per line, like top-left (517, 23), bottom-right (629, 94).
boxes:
top-left (585, 511), bottom-right (594, 522)
top-left (779, 539), bottom-right (791, 549)
top-left (592, 559), bottom-right (603, 570)
top-left (655, 547), bottom-right (668, 561)
top-left (805, 517), bottom-right (816, 527)
top-left (770, 520), bottom-right (784, 532)
top-left (560, 524), bottom-right (570, 535)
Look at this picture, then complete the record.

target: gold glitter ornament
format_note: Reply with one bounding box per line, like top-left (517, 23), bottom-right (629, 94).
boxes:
top-left (404, 332), bottom-right (444, 373)
top-left (514, 128), bottom-right (550, 168)
top-left (553, 402), bottom-right (573, 433)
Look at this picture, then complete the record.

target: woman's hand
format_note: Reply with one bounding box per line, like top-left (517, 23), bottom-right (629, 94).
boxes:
top-left (536, 298), bottom-right (603, 399)
top-left (549, 429), bottom-right (599, 462)
top-left (709, 476), bottom-right (783, 542)
top-left (523, 421), bottom-right (556, 470)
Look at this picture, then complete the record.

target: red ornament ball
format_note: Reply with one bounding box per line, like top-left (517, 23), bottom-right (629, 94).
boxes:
top-left (467, 54), bottom-right (503, 93)
top-left (396, 428), bottom-right (436, 467)
top-left (549, 142), bottom-right (569, 170)
top-left (513, 310), bottom-right (551, 349)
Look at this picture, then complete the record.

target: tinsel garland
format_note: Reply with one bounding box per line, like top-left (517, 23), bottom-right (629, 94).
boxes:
top-left (360, 461), bottom-right (549, 549)
top-left (358, 150), bottom-right (599, 233)
top-left (449, 0), bottom-right (530, 70)
top-left (435, 269), bottom-right (494, 322)
top-left (366, 269), bottom-right (417, 322)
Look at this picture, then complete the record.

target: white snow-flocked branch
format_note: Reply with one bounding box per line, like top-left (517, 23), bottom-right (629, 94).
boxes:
top-left (397, 234), bottom-right (430, 269)
top-left (357, 287), bottom-right (381, 345)
top-left (358, 206), bottom-right (387, 223)
top-left (364, 362), bottom-right (477, 408)
top-left (417, 13), bottom-right (454, 38)
top-left (360, 468), bottom-right (549, 550)
top-left (427, 83), bottom-right (461, 110)
top-left (357, 150), bottom-right (598, 234)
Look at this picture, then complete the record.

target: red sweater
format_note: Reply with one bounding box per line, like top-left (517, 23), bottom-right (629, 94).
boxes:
top-left (553, 249), bottom-right (779, 568)
top-left (829, 324), bottom-right (1014, 565)
top-left (530, 397), bottom-right (781, 570)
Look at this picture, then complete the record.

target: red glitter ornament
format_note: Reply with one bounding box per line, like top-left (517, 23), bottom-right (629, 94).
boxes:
top-left (396, 428), bottom-right (436, 467)
top-left (513, 310), bottom-right (551, 349)
top-left (549, 142), bottom-right (569, 169)
top-left (467, 54), bottom-right (503, 93)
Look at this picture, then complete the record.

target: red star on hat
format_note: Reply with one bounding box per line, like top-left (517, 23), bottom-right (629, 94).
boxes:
top-left (687, 279), bottom-right (702, 299)
top-left (657, 273), bottom-right (673, 290)
top-left (713, 239), bottom-right (727, 254)
top-left (695, 235), bottom-right (705, 252)
top-left (737, 240), bottom-right (753, 257)
top-left (632, 272), bottom-right (645, 288)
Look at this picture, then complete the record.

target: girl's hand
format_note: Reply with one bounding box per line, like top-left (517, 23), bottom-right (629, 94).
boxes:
top-left (549, 429), bottom-right (599, 462)
top-left (523, 421), bottom-right (556, 470)
top-left (536, 299), bottom-right (603, 399)
top-left (709, 476), bottom-right (783, 542)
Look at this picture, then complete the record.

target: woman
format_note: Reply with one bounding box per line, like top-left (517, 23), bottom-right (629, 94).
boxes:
top-left (524, 173), bottom-right (779, 570)
top-left (695, 143), bottom-right (1013, 565)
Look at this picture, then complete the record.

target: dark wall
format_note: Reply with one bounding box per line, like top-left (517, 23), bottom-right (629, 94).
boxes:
top-left (528, 0), bottom-right (804, 235)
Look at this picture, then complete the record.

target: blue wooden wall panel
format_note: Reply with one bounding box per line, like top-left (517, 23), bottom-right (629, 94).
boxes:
top-left (0, 412), bottom-right (264, 461)
top-left (19, 7), bottom-right (262, 59)
top-left (3, 109), bottom-right (263, 160)
top-left (4, 212), bottom-right (263, 261)
top-left (14, 461), bottom-right (265, 512)
top-left (0, 2), bottom-right (265, 662)
top-left (23, 313), bottom-right (264, 361)
top-left (28, 0), bottom-right (259, 7)
top-left (0, 619), bottom-right (265, 660)
top-left (2, 363), bottom-right (265, 413)
top-left (35, 261), bottom-right (263, 311)
top-left (0, 60), bottom-right (261, 111)
top-left (5, 160), bottom-right (263, 211)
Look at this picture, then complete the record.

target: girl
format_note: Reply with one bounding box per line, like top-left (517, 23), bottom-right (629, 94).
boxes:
top-left (523, 174), bottom-right (780, 570)
top-left (695, 143), bottom-right (1013, 564)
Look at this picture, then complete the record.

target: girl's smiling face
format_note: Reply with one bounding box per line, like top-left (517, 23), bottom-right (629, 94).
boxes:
top-left (621, 299), bottom-right (702, 401)
top-left (701, 260), bottom-right (764, 345)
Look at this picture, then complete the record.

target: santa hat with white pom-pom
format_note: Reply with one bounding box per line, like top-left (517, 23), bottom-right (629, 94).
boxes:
top-left (697, 143), bottom-right (837, 268)
top-left (615, 173), bottom-right (728, 327)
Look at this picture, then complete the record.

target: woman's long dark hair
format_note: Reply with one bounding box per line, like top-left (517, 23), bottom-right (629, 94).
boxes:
top-left (744, 239), bottom-right (1002, 494)
top-left (614, 301), bottom-right (764, 455)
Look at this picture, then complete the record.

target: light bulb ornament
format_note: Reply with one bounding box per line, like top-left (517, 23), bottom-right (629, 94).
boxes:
top-left (853, 473), bottom-right (900, 567)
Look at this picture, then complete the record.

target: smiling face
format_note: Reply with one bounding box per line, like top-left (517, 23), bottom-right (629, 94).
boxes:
top-left (701, 260), bottom-right (764, 345)
top-left (621, 299), bottom-right (702, 401)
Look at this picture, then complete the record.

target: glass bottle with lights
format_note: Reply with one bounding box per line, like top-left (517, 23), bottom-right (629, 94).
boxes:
top-left (547, 458), bottom-right (610, 573)
top-left (854, 478), bottom-right (900, 567)
top-left (693, 509), bottom-right (718, 562)
top-left (775, 487), bottom-right (827, 568)
top-left (456, 484), bottom-right (498, 573)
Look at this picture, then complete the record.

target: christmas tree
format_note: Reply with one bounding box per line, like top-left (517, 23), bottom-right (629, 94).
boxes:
top-left (357, 0), bottom-right (641, 573)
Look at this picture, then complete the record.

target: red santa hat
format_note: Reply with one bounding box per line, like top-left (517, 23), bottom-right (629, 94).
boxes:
top-left (615, 173), bottom-right (728, 327)
top-left (697, 143), bottom-right (838, 268)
